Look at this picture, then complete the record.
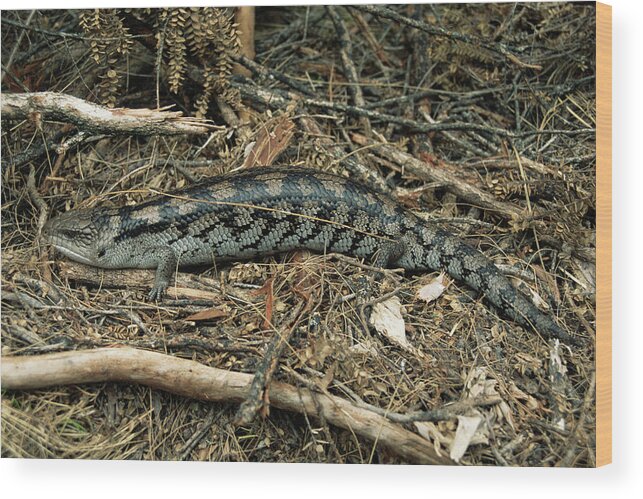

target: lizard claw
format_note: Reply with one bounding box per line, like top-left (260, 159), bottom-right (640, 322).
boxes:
top-left (148, 281), bottom-right (168, 301)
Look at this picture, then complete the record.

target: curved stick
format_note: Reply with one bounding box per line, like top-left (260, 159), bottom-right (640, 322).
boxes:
top-left (2, 347), bottom-right (454, 465)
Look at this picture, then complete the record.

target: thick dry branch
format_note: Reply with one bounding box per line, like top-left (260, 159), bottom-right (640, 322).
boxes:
top-left (1, 347), bottom-right (454, 465)
top-left (1, 92), bottom-right (217, 136)
top-left (352, 135), bottom-right (525, 220)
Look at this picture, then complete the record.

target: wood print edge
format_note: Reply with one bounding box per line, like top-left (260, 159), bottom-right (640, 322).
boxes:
top-left (596, 0), bottom-right (612, 467)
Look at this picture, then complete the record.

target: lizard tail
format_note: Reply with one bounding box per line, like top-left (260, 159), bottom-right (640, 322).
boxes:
top-left (401, 224), bottom-right (578, 345)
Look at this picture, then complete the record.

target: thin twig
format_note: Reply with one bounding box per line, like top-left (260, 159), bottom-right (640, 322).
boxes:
top-left (234, 300), bottom-right (307, 426)
top-left (353, 4), bottom-right (541, 69)
top-left (1, 10), bottom-right (37, 82)
top-left (327, 6), bottom-right (372, 135)
top-left (233, 81), bottom-right (594, 138)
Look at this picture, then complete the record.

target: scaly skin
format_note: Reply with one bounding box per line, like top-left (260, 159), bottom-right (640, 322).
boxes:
top-left (42, 167), bottom-right (575, 344)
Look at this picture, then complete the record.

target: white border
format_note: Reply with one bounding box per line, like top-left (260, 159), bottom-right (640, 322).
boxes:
top-left (1, 0), bottom-right (640, 497)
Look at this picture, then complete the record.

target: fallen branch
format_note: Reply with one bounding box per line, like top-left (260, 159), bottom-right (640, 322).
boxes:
top-left (351, 135), bottom-right (525, 220)
top-left (55, 260), bottom-right (230, 302)
top-left (1, 91), bottom-right (218, 136)
top-left (1, 347), bottom-right (454, 465)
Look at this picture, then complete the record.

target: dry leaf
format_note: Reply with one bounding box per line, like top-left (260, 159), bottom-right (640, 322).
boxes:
top-left (497, 400), bottom-right (516, 431)
top-left (549, 340), bottom-right (567, 379)
top-left (369, 296), bottom-right (409, 349)
top-left (509, 382), bottom-right (541, 411)
top-left (527, 287), bottom-right (550, 310)
top-left (242, 141), bottom-right (256, 160)
top-left (574, 259), bottom-right (596, 295)
top-left (450, 415), bottom-right (483, 462)
top-left (249, 278), bottom-right (274, 329)
top-left (414, 421), bottom-right (447, 457)
top-left (349, 342), bottom-right (378, 356)
top-left (243, 115), bottom-right (295, 167)
top-left (184, 308), bottom-right (228, 321)
top-left (416, 273), bottom-right (447, 303)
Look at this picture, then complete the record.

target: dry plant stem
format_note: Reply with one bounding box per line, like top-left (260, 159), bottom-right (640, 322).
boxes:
top-left (233, 7), bottom-right (255, 79)
top-left (353, 4), bottom-right (540, 69)
top-left (1, 92), bottom-right (216, 136)
top-left (1, 347), bottom-right (454, 465)
top-left (232, 53), bottom-right (314, 95)
top-left (234, 81), bottom-right (592, 139)
top-left (268, 7), bottom-right (326, 47)
top-left (356, 137), bottom-right (524, 220)
top-left (357, 395), bottom-right (502, 424)
top-left (326, 253), bottom-right (404, 281)
top-left (297, 115), bottom-right (390, 193)
top-left (540, 235), bottom-right (595, 264)
top-left (326, 6), bottom-right (372, 135)
top-left (234, 301), bottom-right (306, 426)
top-left (27, 164), bottom-right (55, 285)
top-left (362, 77), bottom-right (593, 110)
top-left (347, 9), bottom-right (393, 77)
top-left (1, 10), bottom-right (36, 82)
top-left (14, 274), bottom-right (65, 304)
top-left (4, 324), bottom-right (43, 346)
top-left (178, 408), bottom-right (218, 461)
top-left (26, 165), bottom-right (49, 233)
top-left (556, 371), bottom-right (596, 467)
top-left (2, 130), bottom-right (65, 168)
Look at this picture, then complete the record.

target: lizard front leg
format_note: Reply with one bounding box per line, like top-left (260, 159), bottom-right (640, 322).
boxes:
top-left (143, 246), bottom-right (178, 300)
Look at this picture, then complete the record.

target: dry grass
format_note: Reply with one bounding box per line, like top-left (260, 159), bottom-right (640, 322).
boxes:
top-left (1, 3), bottom-right (596, 465)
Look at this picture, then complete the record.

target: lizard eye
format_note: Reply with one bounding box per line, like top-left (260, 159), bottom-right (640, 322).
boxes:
top-left (97, 248), bottom-right (106, 258)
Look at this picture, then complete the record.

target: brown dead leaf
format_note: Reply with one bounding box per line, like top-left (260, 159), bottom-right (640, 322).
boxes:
top-left (250, 278), bottom-right (274, 329)
top-left (184, 308), bottom-right (228, 321)
top-left (243, 115), bottom-right (295, 167)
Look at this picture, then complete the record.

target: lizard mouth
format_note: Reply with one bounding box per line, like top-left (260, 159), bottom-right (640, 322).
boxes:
top-left (47, 238), bottom-right (96, 266)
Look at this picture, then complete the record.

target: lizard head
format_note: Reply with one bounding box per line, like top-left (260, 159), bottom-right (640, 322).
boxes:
top-left (42, 208), bottom-right (112, 266)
